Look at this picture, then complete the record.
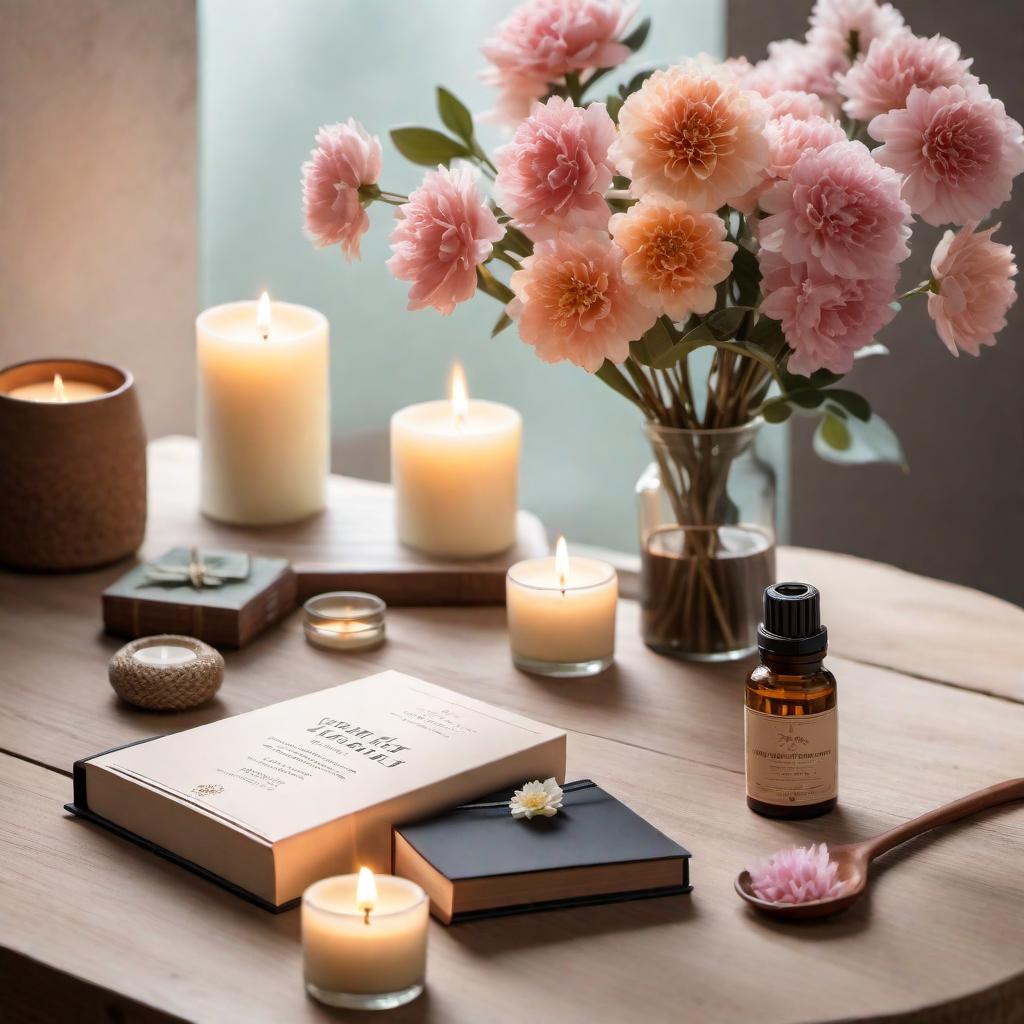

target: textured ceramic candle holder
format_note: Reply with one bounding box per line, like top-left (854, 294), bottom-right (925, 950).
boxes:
top-left (0, 358), bottom-right (147, 572)
top-left (108, 635), bottom-right (224, 710)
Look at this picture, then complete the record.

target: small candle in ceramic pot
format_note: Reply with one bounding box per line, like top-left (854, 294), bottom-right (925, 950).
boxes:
top-left (303, 868), bottom-right (428, 1011)
top-left (506, 537), bottom-right (618, 678)
top-left (7, 373), bottom-right (108, 403)
top-left (391, 363), bottom-right (520, 558)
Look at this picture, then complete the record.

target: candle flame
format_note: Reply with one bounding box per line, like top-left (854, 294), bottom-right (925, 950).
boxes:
top-left (555, 536), bottom-right (569, 590)
top-left (256, 290), bottom-right (272, 341)
top-left (450, 361), bottom-right (468, 431)
top-left (357, 866), bottom-right (376, 924)
top-left (53, 374), bottom-right (67, 403)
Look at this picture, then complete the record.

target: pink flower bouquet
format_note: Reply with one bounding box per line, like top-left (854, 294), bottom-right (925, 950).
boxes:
top-left (304, 0), bottom-right (1019, 463)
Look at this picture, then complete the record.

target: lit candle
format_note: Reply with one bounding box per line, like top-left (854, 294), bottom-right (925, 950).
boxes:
top-left (7, 372), bottom-right (108, 403)
top-left (391, 363), bottom-right (521, 558)
top-left (302, 591), bottom-right (386, 651)
top-left (132, 643), bottom-right (198, 666)
top-left (506, 537), bottom-right (618, 677)
top-left (302, 868), bottom-right (428, 1011)
top-left (197, 291), bottom-right (329, 526)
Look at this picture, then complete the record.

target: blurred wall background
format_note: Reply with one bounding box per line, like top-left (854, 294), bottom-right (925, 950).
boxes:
top-left (729, 0), bottom-right (1024, 604)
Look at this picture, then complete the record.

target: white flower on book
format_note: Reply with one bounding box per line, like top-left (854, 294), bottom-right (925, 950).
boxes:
top-left (509, 777), bottom-right (564, 819)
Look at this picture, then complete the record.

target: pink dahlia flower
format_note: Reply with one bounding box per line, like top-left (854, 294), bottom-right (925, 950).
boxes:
top-left (387, 166), bottom-right (504, 316)
top-left (764, 89), bottom-right (832, 121)
top-left (759, 140), bottom-right (910, 279)
top-left (760, 251), bottom-right (897, 375)
top-left (301, 119), bottom-right (382, 261)
top-left (838, 33), bottom-right (976, 123)
top-left (609, 198), bottom-right (736, 320)
top-left (806, 0), bottom-right (906, 64)
top-left (763, 38), bottom-right (847, 101)
top-left (495, 97), bottom-right (617, 241)
top-left (748, 843), bottom-right (848, 905)
top-left (870, 83), bottom-right (1024, 227)
top-left (928, 221), bottom-right (1018, 357)
top-left (611, 63), bottom-right (769, 212)
top-left (481, 0), bottom-right (634, 126)
top-left (508, 230), bottom-right (657, 371)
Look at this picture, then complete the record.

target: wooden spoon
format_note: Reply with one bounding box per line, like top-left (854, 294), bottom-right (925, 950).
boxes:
top-left (735, 777), bottom-right (1024, 920)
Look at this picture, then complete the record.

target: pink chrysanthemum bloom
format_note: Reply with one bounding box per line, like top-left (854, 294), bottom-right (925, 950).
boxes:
top-left (870, 83), bottom-right (1024, 227)
top-left (760, 251), bottom-right (898, 375)
top-left (387, 165), bottom-right (504, 316)
top-left (928, 221), bottom-right (1018, 357)
top-left (481, 0), bottom-right (634, 126)
top-left (763, 38), bottom-right (847, 101)
top-left (609, 198), bottom-right (737, 320)
top-left (611, 63), bottom-right (769, 212)
top-left (838, 33), bottom-right (976, 123)
top-left (301, 119), bottom-right (383, 261)
top-left (759, 140), bottom-right (911, 279)
top-left (764, 89), bottom-right (832, 121)
top-left (508, 230), bottom-right (657, 372)
top-left (806, 0), bottom-right (906, 64)
top-left (495, 97), bottom-right (617, 241)
top-left (748, 843), bottom-right (849, 905)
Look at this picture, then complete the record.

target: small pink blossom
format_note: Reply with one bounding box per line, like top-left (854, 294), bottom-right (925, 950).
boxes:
top-left (764, 90), bottom-right (832, 121)
top-left (928, 221), bottom-right (1018, 357)
top-left (748, 843), bottom-right (849, 905)
top-left (387, 165), bottom-right (504, 316)
top-left (870, 83), bottom-right (1024, 227)
top-left (806, 0), bottom-right (906, 64)
top-left (482, 0), bottom-right (634, 126)
top-left (838, 33), bottom-right (976, 123)
top-left (302, 119), bottom-right (382, 261)
top-left (763, 38), bottom-right (847, 101)
top-left (508, 230), bottom-right (657, 372)
top-left (495, 97), bottom-right (617, 241)
top-left (760, 251), bottom-right (897, 375)
top-left (759, 140), bottom-right (911, 279)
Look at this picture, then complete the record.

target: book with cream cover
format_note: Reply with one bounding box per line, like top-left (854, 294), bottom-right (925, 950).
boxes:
top-left (66, 671), bottom-right (566, 911)
top-left (394, 780), bottom-right (691, 923)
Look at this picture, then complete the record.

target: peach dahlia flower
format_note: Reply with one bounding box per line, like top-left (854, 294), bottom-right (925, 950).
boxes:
top-left (611, 63), bottom-right (769, 213)
top-left (928, 222), bottom-right (1018, 357)
top-left (609, 199), bottom-right (736, 320)
top-left (508, 230), bottom-right (657, 371)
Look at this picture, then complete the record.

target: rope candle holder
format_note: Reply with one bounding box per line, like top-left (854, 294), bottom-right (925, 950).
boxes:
top-left (108, 635), bottom-right (224, 711)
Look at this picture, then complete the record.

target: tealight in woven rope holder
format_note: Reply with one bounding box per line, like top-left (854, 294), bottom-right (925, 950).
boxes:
top-left (108, 635), bottom-right (224, 711)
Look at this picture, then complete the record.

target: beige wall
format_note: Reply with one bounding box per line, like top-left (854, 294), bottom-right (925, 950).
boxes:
top-left (0, 0), bottom-right (197, 439)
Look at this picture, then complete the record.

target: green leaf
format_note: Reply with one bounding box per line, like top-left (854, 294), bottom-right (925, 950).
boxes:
top-left (820, 413), bottom-right (851, 451)
top-left (620, 17), bottom-right (651, 51)
top-left (595, 360), bottom-right (645, 411)
top-left (629, 322), bottom-right (677, 367)
top-left (761, 400), bottom-right (792, 424)
top-left (790, 389), bottom-right (825, 410)
top-left (747, 314), bottom-right (787, 357)
top-left (619, 69), bottom-right (655, 100)
top-left (390, 127), bottom-right (471, 167)
top-left (705, 305), bottom-right (750, 339)
top-left (826, 388), bottom-right (871, 422)
top-left (731, 245), bottom-right (761, 307)
top-left (436, 87), bottom-right (475, 145)
top-left (606, 94), bottom-right (624, 124)
top-left (475, 265), bottom-right (514, 305)
top-left (491, 312), bottom-right (512, 338)
top-left (646, 322), bottom-right (716, 369)
top-left (813, 412), bottom-right (908, 468)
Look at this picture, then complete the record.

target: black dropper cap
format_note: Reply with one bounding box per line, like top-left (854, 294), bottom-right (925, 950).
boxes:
top-left (757, 581), bottom-right (828, 657)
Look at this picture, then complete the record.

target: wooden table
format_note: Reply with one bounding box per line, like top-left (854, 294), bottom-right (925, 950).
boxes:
top-left (2, 438), bottom-right (1022, 1024)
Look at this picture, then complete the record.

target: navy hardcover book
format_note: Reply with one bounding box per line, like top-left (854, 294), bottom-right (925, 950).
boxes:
top-left (393, 780), bottom-right (691, 923)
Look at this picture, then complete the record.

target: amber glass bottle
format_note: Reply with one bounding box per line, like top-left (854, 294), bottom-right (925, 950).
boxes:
top-left (744, 582), bottom-right (837, 819)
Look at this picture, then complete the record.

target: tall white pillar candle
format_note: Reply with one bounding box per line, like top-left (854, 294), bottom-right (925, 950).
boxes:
top-left (197, 293), bottom-right (329, 525)
top-left (390, 364), bottom-right (521, 558)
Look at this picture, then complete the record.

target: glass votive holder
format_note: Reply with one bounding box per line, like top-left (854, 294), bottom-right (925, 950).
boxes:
top-left (302, 873), bottom-right (428, 1011)
top-left (506, 545), bottom-right (617, 678)
top-left (303, 591), bottom-right (386, 651)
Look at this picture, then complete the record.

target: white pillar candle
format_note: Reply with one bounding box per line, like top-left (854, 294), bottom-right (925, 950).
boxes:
top-left (390, 363), bottom-right (520, 558)
top-left (507, 537), bottom-right (618, 676)
top-left (197, 292), bottom-right (329, 526)
top-left (303, 869), bottom-right (428, 1010)
top-left (7, 373), bottom-right (107, 403)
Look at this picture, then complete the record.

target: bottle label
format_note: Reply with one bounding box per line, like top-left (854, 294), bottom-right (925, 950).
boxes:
top-left (744, 707), bottom-right (837, 807)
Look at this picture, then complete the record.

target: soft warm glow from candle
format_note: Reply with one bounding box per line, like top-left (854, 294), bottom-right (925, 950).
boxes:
top-left (555, 536), bottom-right (569, 589)
top-left (449, 361), bottom-right (468, 431)
top-left (256, 290), bottom-right (272, 341)
top-left (357, 866), bottom-right (376, 923)
top-left (53, 374), bottom-right (67, 403)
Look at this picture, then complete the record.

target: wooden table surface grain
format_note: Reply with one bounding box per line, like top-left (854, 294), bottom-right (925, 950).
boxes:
top-left (1, 437), bottom-right (1022, 1024)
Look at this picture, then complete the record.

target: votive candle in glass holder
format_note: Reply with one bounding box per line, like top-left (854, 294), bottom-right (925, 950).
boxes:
top-left (303, 869), bottom-right (428, 1011)
top-left (303, 591), bottom-right (386, 651)
top-left (506, 537), bottom-right (618, 678)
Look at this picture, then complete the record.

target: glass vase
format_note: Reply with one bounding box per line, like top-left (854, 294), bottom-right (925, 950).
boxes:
top-left (636, 420), bottom-right (776, 662)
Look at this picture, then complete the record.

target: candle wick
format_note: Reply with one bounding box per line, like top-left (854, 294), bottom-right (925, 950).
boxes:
top-left (363, 907), bottom-right (371, 926)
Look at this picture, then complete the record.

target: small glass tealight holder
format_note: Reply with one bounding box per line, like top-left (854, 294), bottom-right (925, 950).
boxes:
top-left (303, 591), bottom-right (386, 652)
top-left (303, 871), bottom-right (428, 1011)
